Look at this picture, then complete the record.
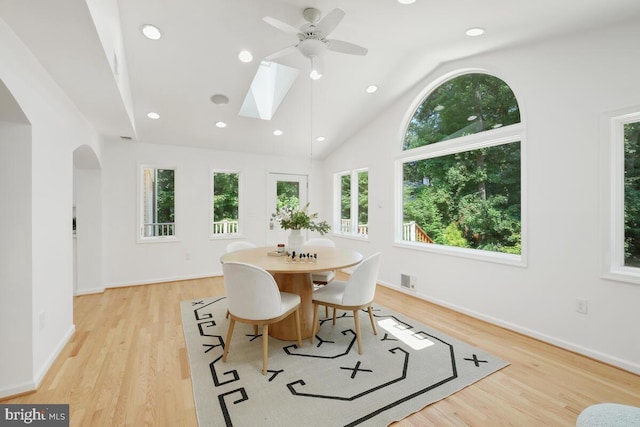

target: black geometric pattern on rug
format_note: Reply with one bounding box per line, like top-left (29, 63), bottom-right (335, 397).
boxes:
top-left (187, 296), bottom-right (507, 427)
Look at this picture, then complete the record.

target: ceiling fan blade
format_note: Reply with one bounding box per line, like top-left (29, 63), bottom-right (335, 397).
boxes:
top-left (327, 39), bottom-right (368, 56)
top-left (262, 16), bottom-right (301, 35)
top-left (265, 45), bottom-right (298, 61)
top-left (315, 8), bottom-right (345, 37)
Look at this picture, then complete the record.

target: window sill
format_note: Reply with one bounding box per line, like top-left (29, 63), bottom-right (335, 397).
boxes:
top-left (602, 269), bottom-right (640, 285)
top-left (332, 233), bottom-right (370, 242)
top-left (137, 236), bottom-right (180, 244)
top-left (393, 240), bottom-right (526, 267)
top-left (210, 234), bottom-right (243, 241)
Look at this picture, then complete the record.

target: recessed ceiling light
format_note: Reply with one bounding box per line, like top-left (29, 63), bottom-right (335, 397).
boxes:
top-left (216, 121), bottom-right (227, 128)
top-left (141, 24), bottom-right (162, 40)
top-left (146, 112), bottom-right (160, 119)
top-left (397, 0), bottom-right (416, 4)
top-left (366, 85), bottom-right (378, 94)
top-left (210, 94), bottom-right (229, 105)
top-left (273, 129), bottom-right (283, 136)
top-left (316, 136), bottom-right (326, 142)
top-left (238, 50), bottom-right (253, 63)
top-left (465, 27), bottom-right (485, 37)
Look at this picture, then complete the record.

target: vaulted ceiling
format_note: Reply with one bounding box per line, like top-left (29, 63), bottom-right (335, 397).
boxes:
top-left (2, 0), bottom-right (640, 159)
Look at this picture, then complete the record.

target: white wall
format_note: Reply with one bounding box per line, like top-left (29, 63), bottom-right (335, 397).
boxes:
top-left (0, 121), bottom-right (33, 393)
top-left (101, 141), bottom-right (325, 287)
top-left (323, 22), bottom-right (640, 374)
top-left (75, 167), bottom-right (103, 295)
top-left (0, 17), bottom-right (103, 397)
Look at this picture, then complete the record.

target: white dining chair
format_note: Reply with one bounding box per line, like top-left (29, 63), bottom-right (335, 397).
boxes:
top-left (226, 241), bottom-right (256, 253)
top-left (303, 238), bottom-right (336, 286)
top-left (224, 241), bottom-right (258, 318)
top-left (222, 261), bottom-right (302, 375)
top-left (311, 252), bottom-right (381, 354)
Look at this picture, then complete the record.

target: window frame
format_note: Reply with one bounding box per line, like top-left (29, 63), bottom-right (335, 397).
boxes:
top-left (602, 108), bottom-right (640, 284)
top-left (333, 168), bottom-right (369, 239)
top-left (210, 168), bottom-right (243, 240)
top-left (137, 162), bottom-right (179, 243)
top-left (395, 71), bottom-right (527, 266)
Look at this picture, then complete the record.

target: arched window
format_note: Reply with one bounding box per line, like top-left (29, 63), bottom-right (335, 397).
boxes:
top-left (397, 72), bottom-right (524, 263)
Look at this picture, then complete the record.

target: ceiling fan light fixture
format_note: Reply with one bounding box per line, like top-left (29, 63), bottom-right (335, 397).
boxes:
top-left (141, 24), bottom-right (162, 40)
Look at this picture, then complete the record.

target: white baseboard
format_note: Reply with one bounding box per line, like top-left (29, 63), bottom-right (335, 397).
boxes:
top-left (0, 380), bottom-right (37, 400)
top-left (33, 324), bottom-right (76, 387)
top-left (377, 281), bottom-right (640, 375)
top-left (0, 324), bottom-right (75, 400)
top-left (104, 272), bottom-right (221, 290)
top-left (75, 287), bottom-right (105, 295)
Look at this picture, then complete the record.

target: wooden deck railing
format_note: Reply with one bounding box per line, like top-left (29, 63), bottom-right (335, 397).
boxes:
top-left (340, 219), bottom-right (369, 236)
top-left (402, 221), bottom-right (433, 243)
top-left (212, 220), bottom-right (239, 234)
top-left (143, 222), bottom-right (175, 237)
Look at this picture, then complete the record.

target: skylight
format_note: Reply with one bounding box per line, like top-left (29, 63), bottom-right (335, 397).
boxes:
top-left (239, 61), bottom-right (299, 121)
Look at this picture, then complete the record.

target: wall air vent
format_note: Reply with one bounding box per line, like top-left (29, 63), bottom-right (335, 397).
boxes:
top-left (400, 274), bottom-right (416, 290)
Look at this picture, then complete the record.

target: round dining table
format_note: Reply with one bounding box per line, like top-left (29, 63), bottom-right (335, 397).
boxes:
top-left (220, 246), bottom-right (363, 340)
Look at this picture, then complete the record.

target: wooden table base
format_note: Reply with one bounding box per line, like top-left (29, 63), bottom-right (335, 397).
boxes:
top-left (270, 272), bottom-right (315, 341)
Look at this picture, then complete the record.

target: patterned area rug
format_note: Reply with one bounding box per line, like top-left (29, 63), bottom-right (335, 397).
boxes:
top-left (181, 296), bottom-right (508, 427)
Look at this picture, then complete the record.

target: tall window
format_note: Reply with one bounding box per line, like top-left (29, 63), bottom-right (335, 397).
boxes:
top-left (211, 170), bottom-right (240, 236)
top-left (398, 72), bottom-right (523, 261)
top-left (140, 165), bottom-right (176, 239)
top-left (606, 110), bottom-right (640, 283)
top-left (624, 120), bottom-right (640, 267)
top-left (335, 169), bottom-right (369, 237)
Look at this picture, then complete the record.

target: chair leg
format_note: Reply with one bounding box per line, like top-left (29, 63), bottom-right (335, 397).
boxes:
top-left (311, 303), bottom-right (319, 344)
top-left (367, 306), bottom-right (377, 335)
top-left (332, 307), bottom-right (337, 325)
top-left (225, 309), bottom-right (229, 319)
top-left (353, 310), bottom-right (362, 355)
top-left (294, 308), bottom-right (302, 348)
top-left (253, 325), bottom-right (258, 336)
top-left (222, 318), bottom-right (235, 362)
top-left (262, 324), bottom-right (269, 375)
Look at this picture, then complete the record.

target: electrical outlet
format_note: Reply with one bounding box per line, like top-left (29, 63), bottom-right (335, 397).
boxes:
top-left (576, 298), bottom-right (588, 314)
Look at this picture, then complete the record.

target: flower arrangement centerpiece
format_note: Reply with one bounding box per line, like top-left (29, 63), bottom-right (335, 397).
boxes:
top-left (271, 203), bottom-right (330, 253)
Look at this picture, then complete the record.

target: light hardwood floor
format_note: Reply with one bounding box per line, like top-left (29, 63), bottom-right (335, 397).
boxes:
top-left (3, 275), bottom-right (639, 426)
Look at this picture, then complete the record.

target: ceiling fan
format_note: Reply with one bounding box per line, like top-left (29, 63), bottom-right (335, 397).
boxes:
top-left (262, 7), bottom-right (368, 79)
